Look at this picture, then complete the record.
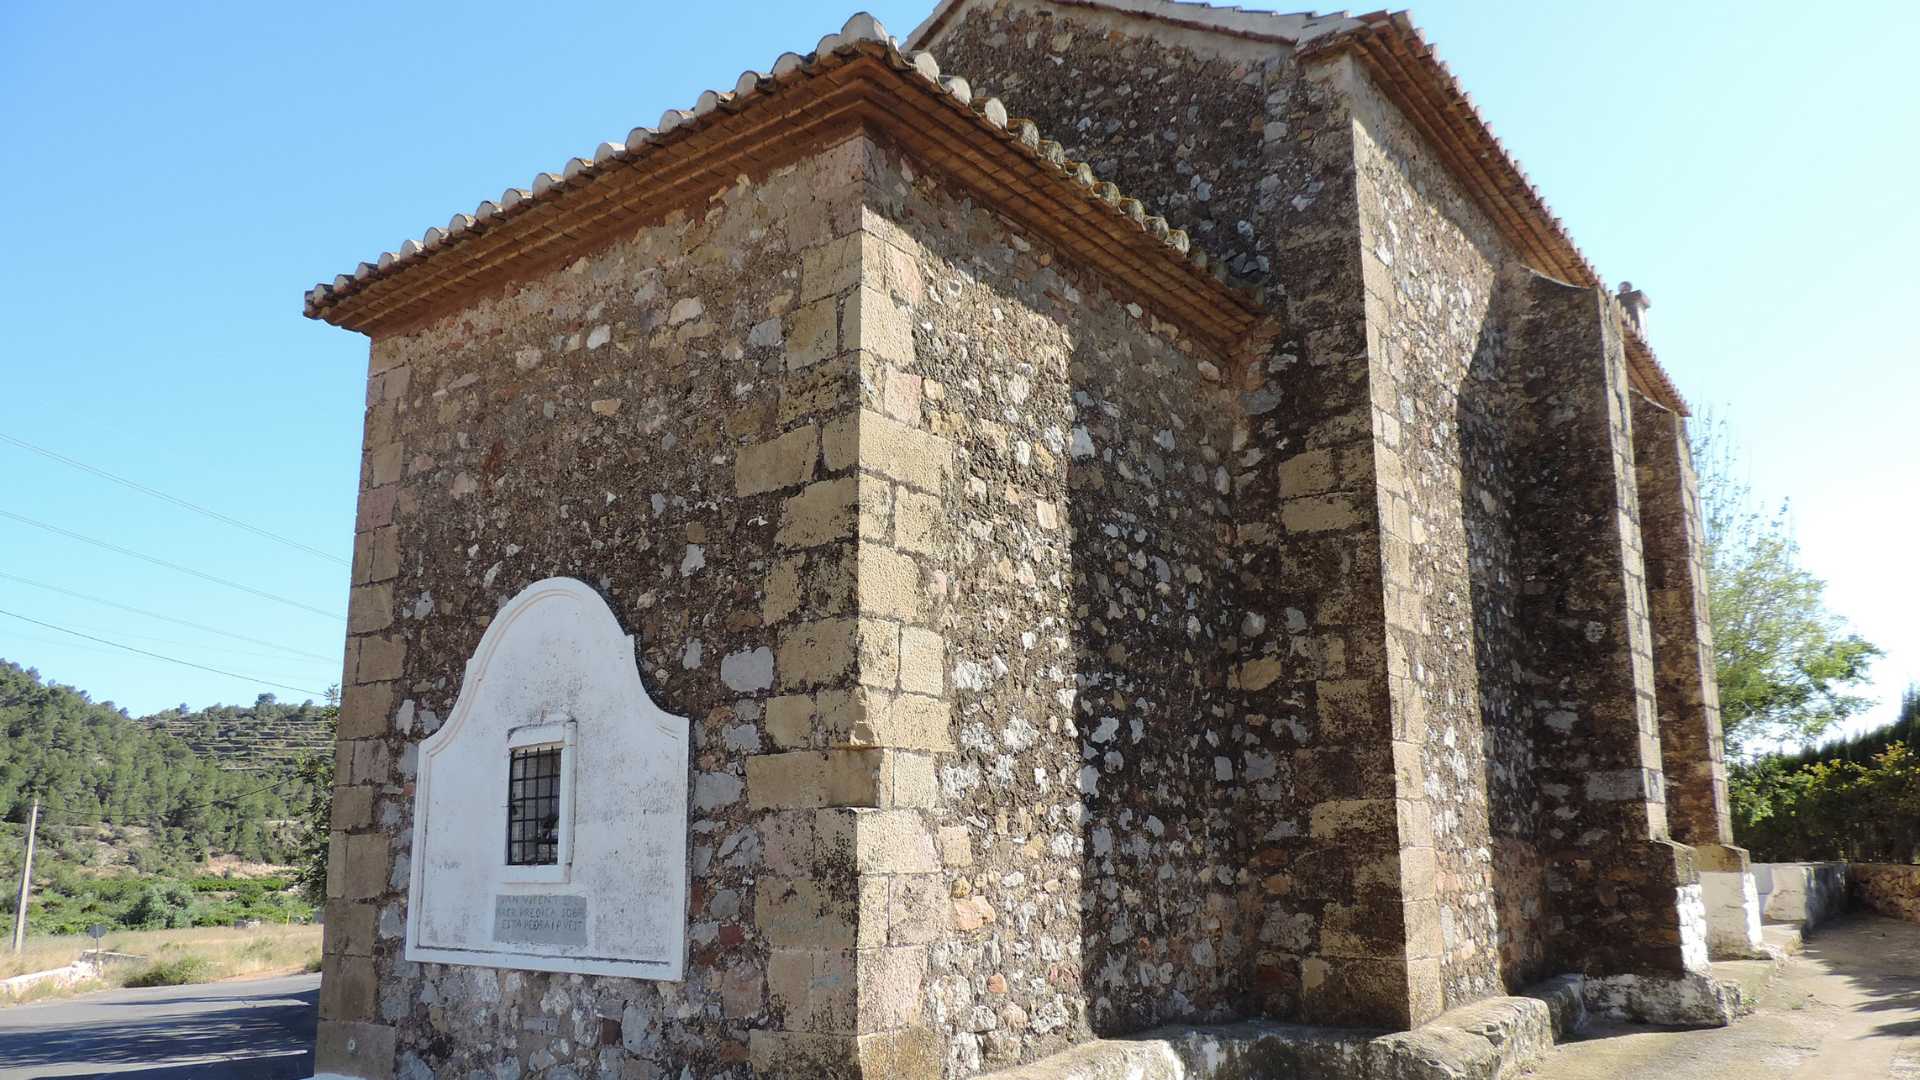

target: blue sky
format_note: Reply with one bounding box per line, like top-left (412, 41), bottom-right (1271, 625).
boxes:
top-left (0, 1), bottom-right (1913, 738)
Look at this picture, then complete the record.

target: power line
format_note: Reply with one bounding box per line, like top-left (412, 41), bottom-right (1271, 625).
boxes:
top-left (0, 608), bottom-right (330, 697)
top-left (0, 571), bottom-right (337, 662)
top-left (0, 627), bottom-right (257, 668)
top-left (0, 621), bottom-right (334, 668)
top-left (0, 510), bottom-right (344, 622)
top-left (0, 432), bottom-right (348, 567)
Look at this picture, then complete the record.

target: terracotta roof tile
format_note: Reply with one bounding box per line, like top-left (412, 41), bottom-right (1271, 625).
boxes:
top-left (907, 0), bottom-right (1688, 414)
top-left (304, 12), bottom-right (1265, 350)
top-left (1300, 11), bottom-right (1685, 413)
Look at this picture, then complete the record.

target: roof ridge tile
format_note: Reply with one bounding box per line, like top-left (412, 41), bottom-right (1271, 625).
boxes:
top-left (304, 11), bottom-right (1258, 348)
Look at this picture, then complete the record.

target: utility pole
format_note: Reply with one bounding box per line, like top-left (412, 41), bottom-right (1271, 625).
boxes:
top-left (11, 797), bottom-right (39, 953)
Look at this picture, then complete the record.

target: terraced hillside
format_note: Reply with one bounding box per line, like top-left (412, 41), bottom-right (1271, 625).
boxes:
top-left (142, 694), bottom-right (334, 772)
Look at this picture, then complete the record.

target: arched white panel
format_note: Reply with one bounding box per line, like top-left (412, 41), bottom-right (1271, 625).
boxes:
top-left (404, 577), bottom-right (688, 980)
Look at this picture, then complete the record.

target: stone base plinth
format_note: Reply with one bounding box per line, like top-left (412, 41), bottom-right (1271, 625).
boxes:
top-left (975, 975), bottom-right (1586, 1080)
top-left (1754, 862), bottom-right (1850, 928)
top-left (1583, 970), bottom-right (1739, 1027)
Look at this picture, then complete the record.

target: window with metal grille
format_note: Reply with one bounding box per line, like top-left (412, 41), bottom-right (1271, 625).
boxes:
top-left (506, 745), bottom-right (563, 866)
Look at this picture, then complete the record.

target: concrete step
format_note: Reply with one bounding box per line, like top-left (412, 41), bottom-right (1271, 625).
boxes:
top-left (1761, 921), bottom-right (1805, 956)
top-left (1710, 957), bottom-right (1782, 1017)
top-left (1707, 924), bottom-right (1807, 1019)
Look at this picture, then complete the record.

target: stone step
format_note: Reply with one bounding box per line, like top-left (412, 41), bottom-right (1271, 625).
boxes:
top-left (976, 949), bottom-right (1816, 1080)
top-left (1705, 923), bottom-right (1804, 1020)
top-left (1761, 921), bottom-right (1805, 956)
top-left (976, 975), bottom-right (1587, 1080)
top-left (1710, 958), bottom-right (1782, 1018)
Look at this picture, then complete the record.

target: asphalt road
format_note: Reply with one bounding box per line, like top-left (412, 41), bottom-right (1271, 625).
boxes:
top-left (0, 973), bottom-right (318, 1080)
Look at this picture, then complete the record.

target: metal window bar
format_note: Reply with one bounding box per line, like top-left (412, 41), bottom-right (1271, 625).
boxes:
top-left (506, 745), bottom-right (562, 865)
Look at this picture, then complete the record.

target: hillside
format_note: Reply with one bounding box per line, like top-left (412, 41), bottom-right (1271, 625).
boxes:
top-left (142, 694), bottom-right (334, 772)
top-left (0, 660), bottom-right (331, 934)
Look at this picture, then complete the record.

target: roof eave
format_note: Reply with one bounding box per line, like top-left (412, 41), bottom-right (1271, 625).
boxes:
top-left (908, 0), bottom-right (1370, 51)
top-left (303, 22), bottom-right (1265, 354)
top-left (1301, 11), bottom-right (1688, 414)
top-left (908, 2), bottom-right (1690, 416)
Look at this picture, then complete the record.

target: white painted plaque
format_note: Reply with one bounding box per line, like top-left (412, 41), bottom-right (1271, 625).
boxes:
top-left (404, 577), bottom-right (689, 979)
top-left (493, 894), bottom-right (588, 946)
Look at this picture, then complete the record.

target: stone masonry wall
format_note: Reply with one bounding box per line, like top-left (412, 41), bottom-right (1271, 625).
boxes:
top-left (1851, 864), bottom-right (1920, 924)
top-left (853, 141), bottom-right (1248, 1074)
top-left (1631, 393), bottom-right (1731, 848)
top-left (1503, 272), bottom-right (1696, 978)
top-left (1346, 65), bottom-right (1549, 1005)
top-left (319, 136), bottom-right (939, 1080)
top-left (930, 3), bottom-right (1432, 1031)
top-left (318, 120), bottom-right (1276, 1079)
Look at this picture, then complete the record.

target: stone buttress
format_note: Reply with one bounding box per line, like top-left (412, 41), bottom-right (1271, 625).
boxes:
top-left (1503, 273), bottom-right (1703, 981)
top-left (1633, 391), bottom-right (1763, 959)
top-left (916, 0), bottom-right (1738, 1034)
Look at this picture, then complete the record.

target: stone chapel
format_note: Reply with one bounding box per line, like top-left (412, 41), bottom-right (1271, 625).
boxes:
top-left (302, 3), bottom-right (1759, 1078)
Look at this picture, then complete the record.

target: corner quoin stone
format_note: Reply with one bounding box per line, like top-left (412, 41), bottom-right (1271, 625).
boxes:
top-left (738, 424), bottom-right (820, 497)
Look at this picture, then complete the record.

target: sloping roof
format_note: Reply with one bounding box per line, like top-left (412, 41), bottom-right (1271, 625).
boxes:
top-left (302, 13), bottom-right (1266, 352)
top-left (910, 0), bottom-right (1366, 47)
top-left (906, 1), bottom-right (1687, 414)
top-left (1300, 12), bottom-right (1685, 414)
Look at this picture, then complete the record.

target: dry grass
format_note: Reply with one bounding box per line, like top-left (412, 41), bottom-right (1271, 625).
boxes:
top-left (1, 936), bottom-right (95, 982)
top-left (2, 975), bottom-right (110, 1004)
top-left (1, 923), bottom-right (321, 1004)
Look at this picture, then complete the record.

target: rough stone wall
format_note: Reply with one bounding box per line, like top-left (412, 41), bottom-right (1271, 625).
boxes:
top-left (1345, 66), bottom-right (1548, 1005)
top-left (921, 1), bottom-right (1285, 289)
top-left (317, 138), bottom-right (910, 1080)
top-left (929, 3), bottom-right (1431, 1031)
top-left (1850, 863), bottom-right (1920, 924)
top-left (1503, 272), bottom-right (1696, 978)
top-left (1631, 393), bottom-right (1731, 847)
top-left (317, 118), bottom-right (1275, 1078)
top-left (854, 142), bottom-right (1249, 1074)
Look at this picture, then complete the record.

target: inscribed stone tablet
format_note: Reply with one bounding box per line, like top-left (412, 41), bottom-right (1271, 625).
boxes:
top-left (493, 894), bottom-right (588, 947)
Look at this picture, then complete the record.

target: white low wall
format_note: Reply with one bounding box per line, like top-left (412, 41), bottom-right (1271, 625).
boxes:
top-left (1752, 862), bottom-right (1849, 928)
top-left (0, 955), bottom-right (103, 999)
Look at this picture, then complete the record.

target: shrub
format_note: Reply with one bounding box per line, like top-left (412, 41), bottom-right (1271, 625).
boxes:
top-left (1733, 742), bottom-right (1920, 863)
top-left (123, 953), bottom-right (214, 987)
top-left (124, 881), bottom-right (199, 930)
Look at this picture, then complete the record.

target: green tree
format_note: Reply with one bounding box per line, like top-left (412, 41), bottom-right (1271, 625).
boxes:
top-left (1693, 414), bottom-right (1880, 756)
top-left (1733, 741), bottom-right (1920, 863)
top-left (293, 690), bottom-right (339, 905)
top-left (125, 879), bottom-right (199, 929)
top-left (0, 660), bottom-right (329, 932)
